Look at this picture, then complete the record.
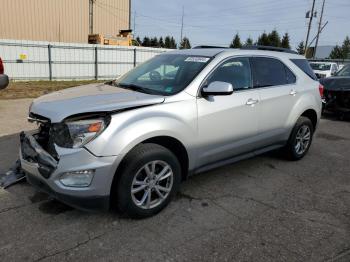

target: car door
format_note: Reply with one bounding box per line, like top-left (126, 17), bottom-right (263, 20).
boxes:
top-left (196, 57), bottom-right (260, 167)
top-left (250, 56), bottom-right (297, 148)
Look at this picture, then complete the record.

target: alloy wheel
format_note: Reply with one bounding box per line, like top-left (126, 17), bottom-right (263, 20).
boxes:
top-left (294, 125), bottom-right (311, 155)
top-left (131, 160), bottom-right (173, 209)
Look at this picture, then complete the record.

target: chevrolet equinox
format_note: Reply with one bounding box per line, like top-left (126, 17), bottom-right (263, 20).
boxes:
top-left (20, 46), bottom-right (322, 217)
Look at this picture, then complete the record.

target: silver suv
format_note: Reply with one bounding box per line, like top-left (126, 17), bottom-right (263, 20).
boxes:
top-left (20, 46), bottom-right (322, 217)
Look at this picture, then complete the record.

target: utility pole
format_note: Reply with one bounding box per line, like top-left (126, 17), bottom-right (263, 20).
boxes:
top-left (180, 6), bottom-right (184, 45)
top-left (307, 21), bottom-right (328, 50)
top-left (314, 0), bottom-right (326, 58)
top-left (89, 0), bottom-right (95, 35)
top-left (304, 0), bottom-right (316, 56)
top-left (129, 0), bottom-right (132, 30)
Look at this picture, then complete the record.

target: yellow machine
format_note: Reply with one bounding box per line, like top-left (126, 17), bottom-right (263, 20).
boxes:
top-left (88, 30), bottom-right (133, 46)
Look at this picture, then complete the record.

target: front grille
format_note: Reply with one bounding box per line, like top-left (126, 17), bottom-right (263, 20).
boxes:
top-left (29, 113), bottom-right (59, 160)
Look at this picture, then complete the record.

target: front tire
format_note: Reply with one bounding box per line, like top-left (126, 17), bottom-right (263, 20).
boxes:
top-left (115, 143), bottom-right (181, 218)
top-left (284, 116), bottom-right (314, 160)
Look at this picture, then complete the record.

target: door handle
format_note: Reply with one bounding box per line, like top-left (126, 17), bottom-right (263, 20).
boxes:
top-left (246, 98), bottom-right (259, 105)
top-left (290, 89), bottom-right (297, 96)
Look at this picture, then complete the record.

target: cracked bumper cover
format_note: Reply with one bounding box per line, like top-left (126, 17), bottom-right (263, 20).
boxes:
top-left (20, 132), bottom-right (120, 211)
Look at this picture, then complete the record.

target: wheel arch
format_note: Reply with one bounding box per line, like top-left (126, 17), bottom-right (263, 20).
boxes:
top-left (300, 109), bottom-right (318, 130)
top-left (109, 135), bottom-right (190, 207)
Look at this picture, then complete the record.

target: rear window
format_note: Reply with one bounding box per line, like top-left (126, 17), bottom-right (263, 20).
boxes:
top-left (285, 66), bottom-right (296, 84)
top-left (251, 57), bottom-right (293, 88)
top-left (290, 59), bottom-right (317, 80)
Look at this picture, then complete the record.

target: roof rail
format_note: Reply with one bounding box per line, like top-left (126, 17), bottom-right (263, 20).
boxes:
top-left (193, 45), bottom-right (228, 49)
top-left (241, 45), bottom-right (298, 54)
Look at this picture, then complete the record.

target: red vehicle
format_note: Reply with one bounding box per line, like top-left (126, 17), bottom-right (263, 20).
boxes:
top-left (0, 57), bottom-right (9, 89)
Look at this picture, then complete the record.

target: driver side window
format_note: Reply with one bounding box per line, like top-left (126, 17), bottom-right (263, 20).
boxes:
top-left (206, 57), bottom-right (252, 90)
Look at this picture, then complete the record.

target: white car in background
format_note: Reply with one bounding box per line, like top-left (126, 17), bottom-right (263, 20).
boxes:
top-left (310, 62), bottom-right (338, 79)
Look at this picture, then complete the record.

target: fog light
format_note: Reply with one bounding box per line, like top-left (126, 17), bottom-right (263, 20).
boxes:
top-left (59, 170), bottom-right (95, 187)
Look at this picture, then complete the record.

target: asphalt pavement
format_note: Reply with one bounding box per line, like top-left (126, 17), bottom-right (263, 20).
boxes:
top-left (0, 113), bottom-right (349, 262)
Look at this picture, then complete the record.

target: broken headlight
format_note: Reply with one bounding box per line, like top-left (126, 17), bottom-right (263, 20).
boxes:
top-left (52, 116), bottom-right (109, 148)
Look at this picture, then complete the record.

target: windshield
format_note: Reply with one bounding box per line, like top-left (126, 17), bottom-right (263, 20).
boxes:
top-left (336, 64), bottom-right (350, 77)
top-left (114, 54), bottom-right (211, 95)
top-left (310, 63), bottom-right (331, 71)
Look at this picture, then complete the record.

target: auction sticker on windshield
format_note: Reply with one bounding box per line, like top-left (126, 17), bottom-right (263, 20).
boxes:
top-left (185, 57), bottom-right (210, 63)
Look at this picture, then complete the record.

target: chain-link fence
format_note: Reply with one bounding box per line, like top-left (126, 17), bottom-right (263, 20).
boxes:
top-left (0, 39), bottom-right (169, 81)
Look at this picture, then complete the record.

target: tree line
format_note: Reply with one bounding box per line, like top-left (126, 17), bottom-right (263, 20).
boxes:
top-left (136, 30), bottom-right (291, 50)
top-left (135, 32), bottom-right (350, 59)
top-left (229, 30), bottom-right (291, 50)
top-left (134, 36), bottom-right (192, 49)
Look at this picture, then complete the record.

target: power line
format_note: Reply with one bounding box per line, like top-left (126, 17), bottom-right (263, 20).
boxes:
top-left (133, 11), bottom-right (136, 35)
top-left (94, 2), bottom-right (129, 25)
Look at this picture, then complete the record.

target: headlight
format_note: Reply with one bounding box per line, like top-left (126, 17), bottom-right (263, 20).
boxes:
top-left (52, 116), bottom-right (109, 148)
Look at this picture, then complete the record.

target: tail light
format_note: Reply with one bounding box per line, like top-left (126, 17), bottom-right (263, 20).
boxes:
top-left (0, 58), bottom-right (4, 74)
top-left (318, 84), bottom-right (324, 98)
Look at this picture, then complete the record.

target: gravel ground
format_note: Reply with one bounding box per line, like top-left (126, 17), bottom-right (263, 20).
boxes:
top-left (0, 101), bottom-right (349, 262)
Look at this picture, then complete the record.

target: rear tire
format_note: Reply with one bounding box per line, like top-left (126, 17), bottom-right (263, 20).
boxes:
top-left (284, 116), bottom-right (314, 161)
top-left (115, 143), bottom-right (181, 218)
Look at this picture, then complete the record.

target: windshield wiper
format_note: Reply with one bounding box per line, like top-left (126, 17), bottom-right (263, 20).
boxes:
top-left (116, 83), bottom-right (160, 95)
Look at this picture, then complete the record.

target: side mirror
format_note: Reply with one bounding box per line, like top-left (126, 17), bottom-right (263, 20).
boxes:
top-left (202, 81), bottom-right (234, 96)
top-left (0, 74), bottom-right (9, 90)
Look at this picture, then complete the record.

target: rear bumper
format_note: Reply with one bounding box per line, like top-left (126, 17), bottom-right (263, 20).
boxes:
top-left (19, 132), bottom-right (120, 212)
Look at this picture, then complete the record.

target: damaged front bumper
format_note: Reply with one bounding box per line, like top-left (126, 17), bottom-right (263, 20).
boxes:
top-left (19, 132), bottom-right (120, 211)
top-left (20, 132), bottom-right (58, 178)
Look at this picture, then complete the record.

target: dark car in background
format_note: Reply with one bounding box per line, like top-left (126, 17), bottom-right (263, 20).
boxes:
top-left (0, 57), bottom-right (9, 90)
top-left (321, 64), bottom-right (350, 118)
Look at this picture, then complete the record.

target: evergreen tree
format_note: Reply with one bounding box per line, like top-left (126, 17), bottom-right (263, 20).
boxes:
top-left (135, 36), bottom-right (142, 46)
top-left (329, 45), bottom-right (343, 59)
top-left (268, 30), bottom-right (281, 47)
top-left (329, 36), bottom-right (350, 59)
top-left (296, 41), bottom-right (305, 55)
top-left (142, 36), bottom-right (151, 47)
top-left (229, 33), bottom-right (242, 48)
top-left (164, 36), bottom-right (172, 48)
top-left (257, 32), bottom-right (270, 46)
top-left (180, 37), bottom-right (191, 49)
top-left (281, 33), bottom-right (291, 49)
top-left (158, 37), bottom-right (165, 48)
top-left (244, 37), bottom-right (253, 46)
top-left (170, 37), bottom-right (177, 49)
top-left (341, 36), bottom-right (350, 59)
top-left (150, 37), bottom-right (159, 47)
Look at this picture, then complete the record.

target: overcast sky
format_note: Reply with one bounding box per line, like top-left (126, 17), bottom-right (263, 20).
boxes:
top-left (131, 0), bottom-right (350, 49)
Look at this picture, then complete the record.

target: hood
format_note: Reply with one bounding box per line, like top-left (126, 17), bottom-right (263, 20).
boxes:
top-left (30, 83), bottom-right (165, 122)
top-left (320, 76), bottom-right (350, 91)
